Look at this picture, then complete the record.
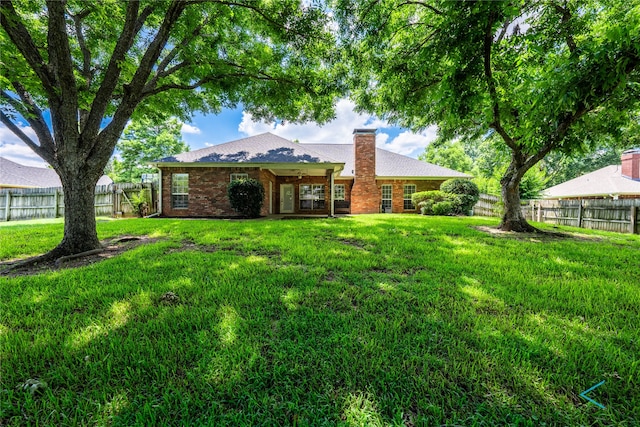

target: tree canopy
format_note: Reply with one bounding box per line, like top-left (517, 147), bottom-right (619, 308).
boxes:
top-left (111, 118), bottom-right (189, 183)
top-left (335, 0), bottom-right (640, 230)
top-left (1, 0), bottom-right (341, 257)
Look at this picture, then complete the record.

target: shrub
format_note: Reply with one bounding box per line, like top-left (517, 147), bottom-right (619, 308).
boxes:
top-left (414, 191), bottom-right (460, 215)
top-left (440, 179), bottom-right (479, 214)
top-left (432, 201), bottom-right (454, 216)
top-left (131, 189), bottom-right (151, 217)
top-left (227, 178), bottom-right (265, 218)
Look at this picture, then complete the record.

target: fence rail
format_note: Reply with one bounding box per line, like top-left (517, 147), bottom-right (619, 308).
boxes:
top-left (473, 194), bottom-right (640, 234)
top-left (0, 183), bottom-right (156, 222)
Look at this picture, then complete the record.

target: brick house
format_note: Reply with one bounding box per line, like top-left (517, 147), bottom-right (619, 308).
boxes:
top-left (153, 129), bottom-right (470, 217)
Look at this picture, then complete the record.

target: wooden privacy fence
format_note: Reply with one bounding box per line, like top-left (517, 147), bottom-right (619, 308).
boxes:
top-left (0, 183), bottom-right (157, 222)
top-left (473, 193), bottom-right (640, 234)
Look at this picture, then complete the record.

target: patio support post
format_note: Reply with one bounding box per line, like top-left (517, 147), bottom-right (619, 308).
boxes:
top-left (330, 170), bottom-right (335, 217)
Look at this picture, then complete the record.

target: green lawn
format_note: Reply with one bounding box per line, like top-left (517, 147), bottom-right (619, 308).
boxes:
top-left (1, 215), bottom-right (638, 426)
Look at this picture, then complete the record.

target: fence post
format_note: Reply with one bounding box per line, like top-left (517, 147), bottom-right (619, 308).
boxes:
top-left (631, 206), bottom-right (637, 234)
top-left (577, 200), bottom-right (583, 229)
top-left (53, 189), bottom-right (59, 218)
top-left (537, 201), bottom-right (542, 223)
top-left (4, 191), bottom-right (10, 221)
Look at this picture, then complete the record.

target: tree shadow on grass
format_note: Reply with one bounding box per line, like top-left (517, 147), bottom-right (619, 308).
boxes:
top-left (1, 217), bottom-right (638, 425)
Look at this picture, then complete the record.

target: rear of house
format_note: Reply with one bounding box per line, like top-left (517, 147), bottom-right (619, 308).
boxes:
top-left (153, 129), bottom-right (470, 217)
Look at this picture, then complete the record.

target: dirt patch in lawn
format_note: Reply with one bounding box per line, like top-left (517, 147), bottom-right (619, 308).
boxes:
top-left (473, 226), bottom-right (602, 242)
top-left (0, 235), bottom-right (160, 277)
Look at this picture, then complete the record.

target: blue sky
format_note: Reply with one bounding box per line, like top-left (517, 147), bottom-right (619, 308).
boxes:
top-left (0, 100), bottom-right (438, 167)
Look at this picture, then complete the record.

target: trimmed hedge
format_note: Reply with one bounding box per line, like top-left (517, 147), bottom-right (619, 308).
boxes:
top-left (227, 178), bottom-right (265, 218)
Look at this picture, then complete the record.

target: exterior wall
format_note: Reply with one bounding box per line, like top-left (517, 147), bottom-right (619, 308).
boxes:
top-left (351, 130), bottom-right (379, 213)
top-left (160, 166), bottom-right (266, 217)
top-left (622, 151), bottom-right (640, 181)
top-left (376, 179), bottom-right (445, 213)
top-left (260, 169), bottom-right (276, 216)
top-left (275, 175), bottom-right (330, 214)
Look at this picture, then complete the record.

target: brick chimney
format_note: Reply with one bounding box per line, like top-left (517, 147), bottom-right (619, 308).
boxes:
top-left (350, 129), bottom-right (379, 214)
top-left (621, 149), bottom-right (640, 181)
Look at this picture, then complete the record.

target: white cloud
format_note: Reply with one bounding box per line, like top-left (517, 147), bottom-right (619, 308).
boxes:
top-left (0, 124), bottom-right (48, 167)
top-left (382, 127), bottom-right (438, 157)
top-left (181, 123), bottom-right (201, 135)
top-left (238, 99), bottom-right (436, 158)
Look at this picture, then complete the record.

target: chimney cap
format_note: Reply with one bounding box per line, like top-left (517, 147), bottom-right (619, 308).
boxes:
top-left (353, 128), bottom-right (377, 134)
top-left (622, 148), bottom-right (640, 155)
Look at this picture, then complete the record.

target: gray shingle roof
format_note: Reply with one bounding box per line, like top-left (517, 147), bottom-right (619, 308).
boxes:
top-left (0, 157), bottom-right (112, 188)
top-left (156, 133), bottom-right (340, 164)
top-left (156, 133), bottom-right (471, 179)
top-left (543, 165), bottom-right (640, 199)
top-left (0, 157), bottom-right (61, 187)
top-left (308, 144), bottom-right (471, 178)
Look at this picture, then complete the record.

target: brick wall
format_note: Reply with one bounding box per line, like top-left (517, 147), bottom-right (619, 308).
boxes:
top-left (622, 150), bottom-right (640, 181)
top-left (376, 179), bottom-right (444, 213)
top-left (351, 129), bottom-right (380, 213)
top-left (275, 176), bottom-right (330, 214)
top-left (160, 166), bottom-right (272, 217)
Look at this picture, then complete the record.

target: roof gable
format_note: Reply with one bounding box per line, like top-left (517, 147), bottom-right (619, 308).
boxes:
top-left (156, 133), bottom-right (340, 164)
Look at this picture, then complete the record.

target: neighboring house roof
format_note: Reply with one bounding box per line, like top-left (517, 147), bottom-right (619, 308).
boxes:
top-left (0, 157), bottom-right (62, 188)
top-left (309, 144), bottom-right (470, 179)
top-left (155, 132), bottom-right (471, 179)
top-left (0, 157), bottom-right (113, 188)
top-left (156, 133), bottom-right (341, 164)
top-left (543, 165), bottom-right (640, 199)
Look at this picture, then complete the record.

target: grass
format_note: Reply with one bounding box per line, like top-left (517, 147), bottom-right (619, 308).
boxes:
top-left (0, 215), bottom-right (638, 426)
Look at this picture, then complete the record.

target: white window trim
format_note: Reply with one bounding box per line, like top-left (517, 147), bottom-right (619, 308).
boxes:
top-left (300, 184), bottom-right (325, 210)
top-left (230, 173), bottom-right (249, 182)
top-left (171, 173), bottom-right (189, 209)
top-left (334, 184), bottom-right (345, 201)
top-left (381, 184), bottom-right (392, 212)
top-left (403, 184), bottom-right (417, 210)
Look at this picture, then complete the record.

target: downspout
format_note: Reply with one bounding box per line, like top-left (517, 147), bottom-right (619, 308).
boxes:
top-left (157, 167), bottom-right (162, 215)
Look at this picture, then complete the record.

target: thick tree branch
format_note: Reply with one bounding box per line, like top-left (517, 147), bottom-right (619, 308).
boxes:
top-left (0, 1), bottom-right (58, 100)
top-left (483, 8), bottom-right (517, 152)
top-left (3, 86), bottom-right (56, 160)
top-left (94, 1), bottom-right (187, 163)
top-left (0, 111), bottom-right (49, 162)
top-left (47, 0), bottom-right (79, 144)
top-left (71, 8), bottom-right (93, 84)
top-left (554, 3), bottom-right (577, 53)
top-left (81, 1), bottom-right (152, 139)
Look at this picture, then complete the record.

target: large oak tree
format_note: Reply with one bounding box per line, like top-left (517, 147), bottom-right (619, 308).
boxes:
top-left (335, 0), bottom-right (640, 231)
top-left (1, 0), bottom-right (340, 257)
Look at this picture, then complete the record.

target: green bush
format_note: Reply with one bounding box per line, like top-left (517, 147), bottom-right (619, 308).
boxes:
top-left (227, 178), bottom-right (265, 218)
top-left (440, 178), bottom-right (479, 214)
top-left (414, 191), bottom-right (460, 215)
top-left (131, 189), bottom-right (151, 217)
top-left (432, 201), bottom-right (454, 216)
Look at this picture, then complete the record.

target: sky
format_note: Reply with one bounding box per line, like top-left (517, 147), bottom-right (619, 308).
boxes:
top-left (0, 99), bottom-right (438, 168)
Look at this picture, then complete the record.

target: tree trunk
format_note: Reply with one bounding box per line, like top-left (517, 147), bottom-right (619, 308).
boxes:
top-left (498, 157), bottom-right (537, 232)
top-left (50, 170), bottom-right (103, 257)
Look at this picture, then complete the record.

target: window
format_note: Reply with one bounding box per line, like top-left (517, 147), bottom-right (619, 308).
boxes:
top-left (230, 173), bottom-right (248, 182)
top-left (300, 184), bottom-right (325, 210)
top-left (334, 184), bottom-right (345, 201)
top-left (171, 173), bottom-right (189, 209)
top-left (404, 184), bottom-right (416, 209)
top-left (381, 184), bottom-right (392, 212)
